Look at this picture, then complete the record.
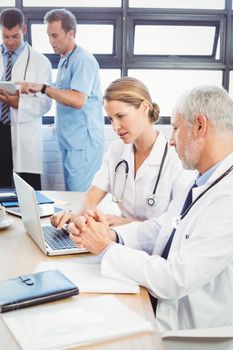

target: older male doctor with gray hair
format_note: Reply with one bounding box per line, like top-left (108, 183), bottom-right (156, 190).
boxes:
top-left (68, 85), bottom-right (233, 332)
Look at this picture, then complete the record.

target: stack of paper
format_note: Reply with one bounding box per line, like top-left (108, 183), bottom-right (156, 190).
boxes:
top-left (34, 261), bottom-right (139, 294)
top-left (2, 295), bottom-right (154, 350)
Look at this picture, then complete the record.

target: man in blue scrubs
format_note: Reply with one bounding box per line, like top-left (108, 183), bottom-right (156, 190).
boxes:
top-left (22, 8), bottom-right (104, 191)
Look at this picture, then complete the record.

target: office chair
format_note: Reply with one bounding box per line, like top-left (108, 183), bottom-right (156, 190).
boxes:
top-left (162, 325), bottom-right (233, 350)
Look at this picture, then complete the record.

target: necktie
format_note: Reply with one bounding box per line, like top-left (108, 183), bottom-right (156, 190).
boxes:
top-left (150, 181), bottom-right (198, 314)
top-left (0, 51), bottom-right (13, 125)
top-left (161, 181), bottom-right (198, 260)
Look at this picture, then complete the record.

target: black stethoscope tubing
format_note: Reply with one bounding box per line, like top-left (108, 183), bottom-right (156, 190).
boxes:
top-left (147, 142), bottom-right (168, 206)
top-left (174, 164), bottom-right (233, 227)
top-left (1, 42), bottom-right (30, 81)
top-left (23, 43), bottom-right (30, 80)
top-left (63, 45), bottom-right (77, 69)
top-left (57, 45), bottom-right (77, 87)
top-left (114, 159), bottom-right (129, 175)
top-left (113, 142), bottom-right (168, 206)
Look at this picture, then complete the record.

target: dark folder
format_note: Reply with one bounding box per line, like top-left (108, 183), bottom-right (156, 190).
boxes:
top-left (0, 269), bottom-right (79, 313)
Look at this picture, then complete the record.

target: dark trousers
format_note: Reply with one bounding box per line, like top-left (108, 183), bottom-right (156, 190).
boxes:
top-left (17, 172), bottom-right (41, 190)
top-left (0, 124), bottom-right (41, 190)
top-left (0, 123), bottom-right (13, 187)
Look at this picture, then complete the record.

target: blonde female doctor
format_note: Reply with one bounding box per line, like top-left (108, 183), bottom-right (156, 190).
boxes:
top-left (51, 77), bottom-right (194, 229)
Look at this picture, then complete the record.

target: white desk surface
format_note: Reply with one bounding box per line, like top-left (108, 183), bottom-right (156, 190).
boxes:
top-left (0, 191), bottom-right (164, 350)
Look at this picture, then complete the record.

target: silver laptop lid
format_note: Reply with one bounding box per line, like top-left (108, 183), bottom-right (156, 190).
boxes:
top-left (13, 172), bottom-right (47, 254)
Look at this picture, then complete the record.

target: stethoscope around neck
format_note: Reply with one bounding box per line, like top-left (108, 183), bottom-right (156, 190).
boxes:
top-left (1, 42), bottom-right (30, 81)
top-left (56, 45), bottom-right (77, 87)
top-left (112, 142), bottom-right (168, 206)
top-left (172, 163), bottom-right (233, 229)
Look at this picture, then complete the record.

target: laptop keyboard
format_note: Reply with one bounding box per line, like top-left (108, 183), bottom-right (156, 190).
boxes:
top-left (42, 225), bottom-right (77, 250)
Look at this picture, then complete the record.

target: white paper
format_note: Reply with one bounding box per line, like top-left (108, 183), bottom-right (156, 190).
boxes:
top-left (34, 261), bottom-right (139, 294)
top-left (2, 295), bottom-right (154, 350)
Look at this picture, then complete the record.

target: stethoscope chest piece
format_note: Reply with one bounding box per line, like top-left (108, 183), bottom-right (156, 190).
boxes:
top-left (147, 195), bottom-right (157, 207)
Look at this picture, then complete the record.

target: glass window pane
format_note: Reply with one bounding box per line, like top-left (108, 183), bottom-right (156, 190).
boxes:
top-left (100, 69), bottom-right (121, 118)
top-left (128, 70), bottom-right (222, 116)
top-left (31, 24), bottom-right (52, 54)
top-left (100, 69), bottom-right (121, 94)
top-left (228, 71), bottom-right (233, 99)
top-left (129, 0), bottom-right (224, 10)
top-left (31, 24), bottom-right (113, 54)
top-left (23, 0), bottom-right (121, 7)
top-left (134, 25), bottom-right (216, 56)
top-left (0, 0), bottom-right (15, 5)
top-left (76, 24), bottom-right (113, 54)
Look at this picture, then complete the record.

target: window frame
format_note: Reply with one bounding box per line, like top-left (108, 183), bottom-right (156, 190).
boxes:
top-left (1, 1), bottom-right (232, 123)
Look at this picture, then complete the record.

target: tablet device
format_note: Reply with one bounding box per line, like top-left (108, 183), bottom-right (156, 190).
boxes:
top-left (0, 81), bottom-right (18, 94)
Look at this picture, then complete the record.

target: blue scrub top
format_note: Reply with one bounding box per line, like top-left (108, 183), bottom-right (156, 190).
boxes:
top-left (55, 45), bottom-right (104, 150)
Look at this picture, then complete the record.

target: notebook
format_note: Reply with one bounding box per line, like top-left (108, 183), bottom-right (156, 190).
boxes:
top-left (13, 172), bottom-right (87, 256)
top-left (0, 269), bottom-right (79, 313)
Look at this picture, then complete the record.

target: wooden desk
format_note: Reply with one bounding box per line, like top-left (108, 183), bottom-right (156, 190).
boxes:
top-left (0, 191), bottom-right (164, 350)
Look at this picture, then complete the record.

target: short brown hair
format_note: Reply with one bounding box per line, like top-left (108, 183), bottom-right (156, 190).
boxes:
top-left (0, 8), bottom-right (24, 30)
top-left (44, 8), bottom-right (77, 35)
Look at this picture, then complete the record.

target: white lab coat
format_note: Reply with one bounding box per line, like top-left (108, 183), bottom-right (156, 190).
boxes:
top-left (101, 152), bottom-right (233, 331)
top-left (93, 131), bottom-right (195, 220)
top-left (0, 44), bottom-right (52, 173)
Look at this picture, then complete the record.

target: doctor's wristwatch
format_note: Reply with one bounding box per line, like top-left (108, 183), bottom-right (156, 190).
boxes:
top-left (41, 84), bottom-right (49, 94)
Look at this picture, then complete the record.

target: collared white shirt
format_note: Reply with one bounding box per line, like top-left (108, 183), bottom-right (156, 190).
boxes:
top-left (93, 131), bottom-right (195, 221)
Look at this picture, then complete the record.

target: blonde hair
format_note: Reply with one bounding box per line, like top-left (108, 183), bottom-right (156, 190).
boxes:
top-left (104, 77), bottom-right (160, 123)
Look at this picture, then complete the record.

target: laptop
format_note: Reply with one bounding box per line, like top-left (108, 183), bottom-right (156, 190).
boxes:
top-left (13, 172), bottom-right (87, 256)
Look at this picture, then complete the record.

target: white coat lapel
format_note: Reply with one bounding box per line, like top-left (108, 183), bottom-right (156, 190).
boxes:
top-left (120, 144), bottom-right (134, 180)
top-left (12, 45), bottom-right (29, 81)
top-left (0, 52), bottom-right (5, 79)
top-left (135, 131), bottom-right (167, 182)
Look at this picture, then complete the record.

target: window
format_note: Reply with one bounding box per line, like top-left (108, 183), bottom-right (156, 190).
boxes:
top-left (17, 1), bottom-right (233, 123)
top-left (0, 0), bottom-right (15, 6)
top-left (31, 24), bottom-right (114, 55)
top-left (129, 69), bottom-right (222, 116)
top-left (134, 25), bottom-right (217, 56)
top-left (129, 0), bottom-right (224, 10)
top-left (23, 0), bottom-right (121, 7)
top-left (229, 72), bottom-right (233, 99)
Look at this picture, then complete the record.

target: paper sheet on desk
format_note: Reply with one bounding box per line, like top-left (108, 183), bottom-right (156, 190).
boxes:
top-left (2, 295), bottom-right (154, 350)
top-left (34, 261), bottom-right (140, 294)
top-left (48, 198), bottom-right (70, 206)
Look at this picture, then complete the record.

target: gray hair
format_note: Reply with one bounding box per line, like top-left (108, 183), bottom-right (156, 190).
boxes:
top-left (44, 8), bottom-right (77, 35)
top-left (172, 85), bottom-right (233, 133)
